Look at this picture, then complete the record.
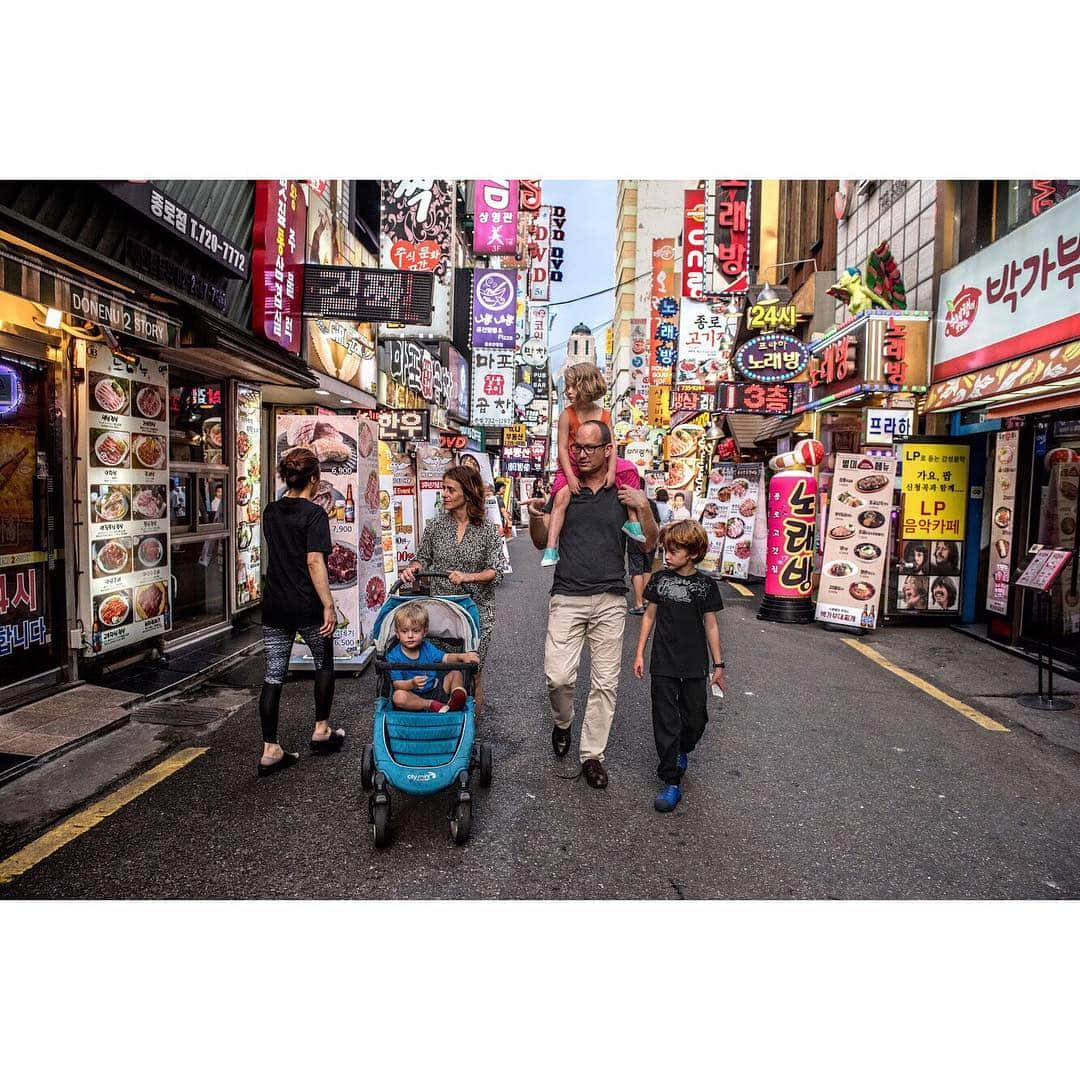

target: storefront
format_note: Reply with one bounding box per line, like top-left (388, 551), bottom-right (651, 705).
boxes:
top-left (926, 194), bottom-right (1080, 668)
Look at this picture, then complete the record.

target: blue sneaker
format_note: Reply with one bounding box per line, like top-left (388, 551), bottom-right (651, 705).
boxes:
top-left (654, 784), bottom-right (682, 813)
top-left (677, 752), bottom-right (689, 775)
top-left (540, 547), bottom-right (560, 567)
top-left (622, 521), bottom-right (645, 541)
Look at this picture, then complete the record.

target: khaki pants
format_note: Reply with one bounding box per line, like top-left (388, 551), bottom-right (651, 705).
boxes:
top-left (545, 592), bottom-right (627, 763)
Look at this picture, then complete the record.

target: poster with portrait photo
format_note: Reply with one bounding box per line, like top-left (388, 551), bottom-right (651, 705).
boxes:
top-left (928, 576), bottom-right (961, 612)
top-left (897, 540), bottom-right (931, 576)
top-left (929, 540), bottom-right (962, 576)
top-left (896, 574), bottom-right (929, 611)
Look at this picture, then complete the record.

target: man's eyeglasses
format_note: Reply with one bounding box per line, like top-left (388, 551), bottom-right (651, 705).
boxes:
top-left (572, 441), bottom-right (611, 454)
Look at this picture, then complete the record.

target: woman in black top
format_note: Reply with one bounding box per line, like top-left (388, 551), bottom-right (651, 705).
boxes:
top-left (257, 447), bottom-right (342, 777)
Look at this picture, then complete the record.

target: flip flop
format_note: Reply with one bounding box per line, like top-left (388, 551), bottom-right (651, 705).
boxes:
top-left (309, 729), bottom-right (346, 754)
top-left (257, 750), bottom-right (300, 778)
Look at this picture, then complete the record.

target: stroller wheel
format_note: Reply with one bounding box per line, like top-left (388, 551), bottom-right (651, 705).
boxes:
top-left (449, 799), bottom-right (472, 845)
top-left (361, 743), bottom-right (375, 791)
top-left (372, 799), bottom-right (392, 848)
top-left (478, 743), bottom-right (493, 789)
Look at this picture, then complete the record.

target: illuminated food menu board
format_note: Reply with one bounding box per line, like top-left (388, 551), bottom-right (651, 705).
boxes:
top-left (79, 342), bottom-right (171, 653)
top-left (234, 383), bottom-right (262, 609)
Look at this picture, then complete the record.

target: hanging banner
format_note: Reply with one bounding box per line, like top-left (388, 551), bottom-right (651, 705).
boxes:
top-left (377, 439), bottom-right (398, 586)
top-left (707, 180), bottom-right (751, 293)
top-left (650, 237), bottom-right (678, 385)
top-left (986, 430), bottom-right (1019, 615)
top-left (471, 269), bottom-right (517, 350)
top-left (815, 454), bottom-right (898, 629)
top-left (471, 351), bottom-right (517, 427)
top-left (682, 189), bottom-right (707, 301)
top-left (380, 179), bottom-right (455, 338)
top-left (79, 343), bottom-right (171, 655)
top-left (234, 383), bottom-right (262, 610)
top-left (305, 181), bottom-right (377, 392)
top-left (764, 472), bottom-right (817, 600)
top-left (473, 180), bottom-right (519, 255)
top-left (550, 204), bottom-right (567, 285)
top-left (529, 206), bottom-right (551, 301)
top-left (677, 298), bottom-right (735, 387)
top-left (252, 180), bottom-right (306, 356)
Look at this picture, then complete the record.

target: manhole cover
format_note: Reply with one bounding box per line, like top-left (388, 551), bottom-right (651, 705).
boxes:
top-left (131, 703), bottom-right (226, 727)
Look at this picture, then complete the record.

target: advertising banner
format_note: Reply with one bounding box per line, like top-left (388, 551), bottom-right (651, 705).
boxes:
top-left (252, 181), bottom-right (306, 355)
top-left (550, 205), bottom-right (567, 285)
top-left (380, 179), bottom-right (455, 339)
top-left (275, 414), bottom-right (370, 662)
top-left (354, 412), bottom-right (387, 635)
top-left (815, 454), bottom-right (898, 629)
top-left (722, 466), bottom-right (764, 580)
top-left (650, 238), bottom-right (678, 383)
top-left (764, 472), bottom-right (817, 600)
top-left (715, 382), bottom-right (793, 415)
top-left (473, 180), bottom-right (520, 255)
top-left (677, 298), bottom-right (735, 387)
top-left (416, 443), bottom-right (454, 532)
top-left (529, 206), bottom-right (551, 301)
top-left (377, 440), bottom-right (398, 586)
top-left (234, 384), bottom-right (262, 610)
top-left (707, 180), bottom-right (751, 293)
top-left (900, 442), bottom-right (970, 540)
top-left (934, 194), bottom-right (1080, 380)
top-left (471, 351), bottom-right (517, 427)
top-left (734, 333), bottom-right (810, 384)
top-left (380, 338), bottom-right (452, 413)
top-left (698, 463), bottom-right (737, 573)
top-left (682, 189), bottom-right (707, 301)
top-left (515, 270), bottom-right (529, 349)
top-left (390, 451), bottom-right (418, 573)
top-left (79, 343), bottom-right (171, 654)
top-left (986, 430), bottom-right (1020, 615)
top-left (305, 181), bottom-right (378, 392)
top-left (471, 269), bottom-right (517, 350)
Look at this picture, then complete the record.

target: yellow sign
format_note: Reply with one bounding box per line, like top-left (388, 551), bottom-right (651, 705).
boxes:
top-left (746, 303), bottom-right (797, 332)
top-left (900, 442), bottom-right (969, 540)
top-left (503, 424), bottom-right (527, 447)
top-left (647, 386), bottom-right (670, 427)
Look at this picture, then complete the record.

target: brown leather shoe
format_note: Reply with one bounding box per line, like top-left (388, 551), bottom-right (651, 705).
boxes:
top-left (551, 724), bottom-right (571, 758)
top-left (582, 758), bottom-right (608, 789)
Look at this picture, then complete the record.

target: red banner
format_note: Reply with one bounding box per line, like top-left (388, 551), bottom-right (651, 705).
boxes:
top-left (682, 189), bottom-right (706, 301)
top-left (252, 181), bottom-right (306, 356)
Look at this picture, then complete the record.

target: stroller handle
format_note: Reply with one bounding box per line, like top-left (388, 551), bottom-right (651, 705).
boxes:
top-left (375, 660), bottom-right (480, 673)
top-left (391, 569), bottom-right (453, 596)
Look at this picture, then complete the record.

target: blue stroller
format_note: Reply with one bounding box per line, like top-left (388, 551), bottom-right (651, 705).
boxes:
top-left (361, 573), bottom-right (492, 848)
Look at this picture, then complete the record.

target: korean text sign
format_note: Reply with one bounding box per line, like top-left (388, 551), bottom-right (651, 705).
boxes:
top-left (473, 180), bottom-right (519, 255)
top-left (252, 181), bottom-right (306, 356)
top-left (900, 442), bottom-right (970, 540)
top-left (471, 269), bottom-right (517, 350)
top-left (986, 430), bottom-right (1019, 615)
top-left (815, 454), bottom-right (897, 629)
top-left (471, 351), bottom-right (517, 427)
top-left (764, 472), bottom-right (817, 599)
top-left (650, 238), bottom-right (678, 383)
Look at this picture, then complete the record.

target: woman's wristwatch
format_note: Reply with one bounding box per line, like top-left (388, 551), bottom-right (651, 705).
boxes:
top-left (713, 661), bottom-right (725, 669)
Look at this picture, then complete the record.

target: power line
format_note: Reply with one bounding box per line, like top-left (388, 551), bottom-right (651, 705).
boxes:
top-left (545, 252), bottom-right (685, 307)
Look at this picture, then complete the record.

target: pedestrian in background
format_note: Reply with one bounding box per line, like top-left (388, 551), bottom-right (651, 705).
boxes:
top-left (633, 520), bottom-right (726, 813)
top-left (654, 489), bottom-right (674, 525)
top-left (258, 447), bottom-right (342, 777)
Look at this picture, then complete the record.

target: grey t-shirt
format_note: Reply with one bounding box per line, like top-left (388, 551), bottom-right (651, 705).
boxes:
top-left (549, 485), bottom-right (630, 597)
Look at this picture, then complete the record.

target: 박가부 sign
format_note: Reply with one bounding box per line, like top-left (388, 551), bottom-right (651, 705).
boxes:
top-left (900, 442), bottom-right (970, 540)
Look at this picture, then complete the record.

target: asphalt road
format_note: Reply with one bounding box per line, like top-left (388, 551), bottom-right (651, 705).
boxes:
top-left (4, 534), bottom-right (1080, 899)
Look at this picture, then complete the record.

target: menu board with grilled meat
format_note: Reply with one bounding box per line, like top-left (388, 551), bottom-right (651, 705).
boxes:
top-left (78, 342), bottom-right (171, 654)
top-left (234, 383), bottom-right (262, 609)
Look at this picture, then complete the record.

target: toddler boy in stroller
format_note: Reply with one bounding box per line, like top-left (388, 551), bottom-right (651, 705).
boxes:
top-left (386, 602), bottom-right (479, 714)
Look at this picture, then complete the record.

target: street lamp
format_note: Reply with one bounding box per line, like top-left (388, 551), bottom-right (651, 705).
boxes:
top-left (756, 259), bottom-right (819, 305)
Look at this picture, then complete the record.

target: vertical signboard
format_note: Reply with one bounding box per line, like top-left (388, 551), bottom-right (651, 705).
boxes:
top-left (471, 351), bottom-right (517, 427)
top-left (528, 206), bottom-right (551, 301)
top-left (815, 454), bottom-right (897, 629)
top-left (650, 238), bottom-right (678, 390)
top-left (986, 430), bottom-right (1019, 615)
top-left (471, 269), bottom-right (517, 350)
top-left (707, 180), bottom-right (751, 293)
top-left (380, 179), bottom-right (455, 338)
top-left (897, 441), bottom-right (968, 615)
top-left (252, 180), bottom-right (306, 356)
top-left (234, 383), bottom-right (262, 610)
top-left (416, 443), bottom-right (453, 532)
top-left (79, 343), bottom-right (171, 654)
top-left (390, 451), bottom-right (418, 573)
top-left (550, 205), bottom-right (567, 285)
top-left (473, 180), bottom-right (519, 255)
top-left (354, 411), bottom-right (387, 636)
top-left (764, 472), bottom-right (817, 600)
top-left (377, 439), bottom-right (398, 587)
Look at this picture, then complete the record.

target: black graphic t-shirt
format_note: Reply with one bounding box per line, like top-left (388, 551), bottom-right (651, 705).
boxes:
top-left (643, 569), bottom-right (724, 678)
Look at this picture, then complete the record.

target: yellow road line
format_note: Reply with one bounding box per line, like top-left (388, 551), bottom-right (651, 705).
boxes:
top-left (727, 581), bottom-right (754, 597)
top-left (0, 746), bottom-right (208, 887)
top-left (843, 638), bottom-right (1008, 733)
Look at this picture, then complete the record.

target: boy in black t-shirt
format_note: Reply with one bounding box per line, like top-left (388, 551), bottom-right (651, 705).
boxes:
top-left (633, 520), bottom-right (726, 813)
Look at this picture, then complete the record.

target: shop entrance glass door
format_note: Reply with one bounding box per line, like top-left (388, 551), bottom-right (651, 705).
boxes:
top-left (0, 353), bottom-right (66, 693)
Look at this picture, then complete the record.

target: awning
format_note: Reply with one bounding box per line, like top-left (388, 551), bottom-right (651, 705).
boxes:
top-left (0, 234), bottom-right (181, 348)
top-left (725, 413), bottom-right (767, 453)
top-left (755, 414), bottom-right (809, 443)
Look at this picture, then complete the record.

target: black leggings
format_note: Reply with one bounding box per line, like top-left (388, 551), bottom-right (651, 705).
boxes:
top-left (260, 624), bottom-right (335, 744)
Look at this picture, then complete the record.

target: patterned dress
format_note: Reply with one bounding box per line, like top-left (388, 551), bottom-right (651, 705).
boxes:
top-left (416, 514), bottom-right (508, 665)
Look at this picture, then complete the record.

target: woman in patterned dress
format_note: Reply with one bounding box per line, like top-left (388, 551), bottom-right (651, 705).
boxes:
top-left (400, 465), bottom-right (508, 710)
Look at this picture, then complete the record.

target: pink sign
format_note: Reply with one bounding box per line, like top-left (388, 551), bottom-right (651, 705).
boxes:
top-left (474, 180), bottom-right (520, 255)
top-left (764, 471), bottom-right (818, 600)
top-left (252, 181), bottom-right (306, 355)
